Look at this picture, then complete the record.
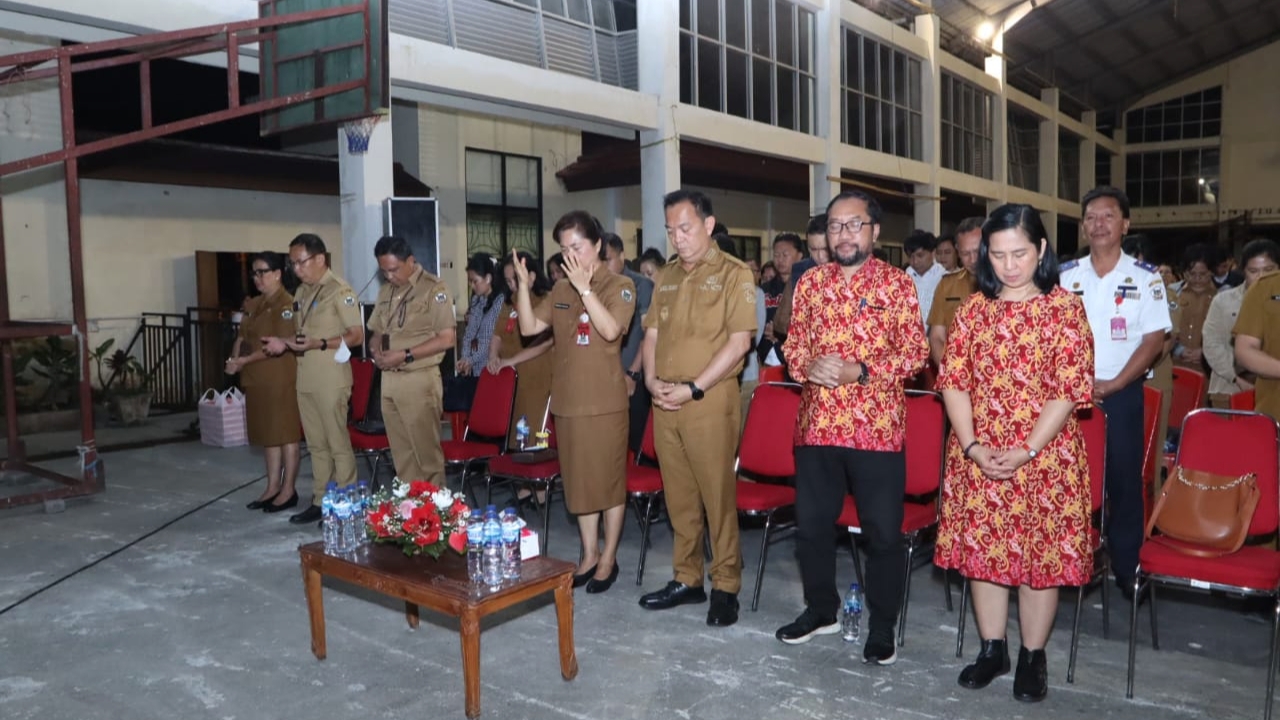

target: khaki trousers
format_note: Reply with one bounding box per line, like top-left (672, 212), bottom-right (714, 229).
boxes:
top-left (653, 379), bottom-right (742, 594)
top-left (381, 368), bottom-right (445, 485)
top-left (298, 385), bottom-right (355, 505)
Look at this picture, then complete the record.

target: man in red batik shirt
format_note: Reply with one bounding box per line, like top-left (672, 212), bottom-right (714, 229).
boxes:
top-left (776, 189), bottom-right (929, 665)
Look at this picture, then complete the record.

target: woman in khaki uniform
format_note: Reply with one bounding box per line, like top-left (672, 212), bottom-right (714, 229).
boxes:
top-left (226, 252), bottom-right (303, 512)
top-left (514, 212), bottom-right (636, 594)
top-left (487, 250), bottom-right (554, 446)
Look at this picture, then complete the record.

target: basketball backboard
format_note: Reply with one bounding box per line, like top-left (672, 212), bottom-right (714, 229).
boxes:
top-left (258, 0), bottom-right (389, 135)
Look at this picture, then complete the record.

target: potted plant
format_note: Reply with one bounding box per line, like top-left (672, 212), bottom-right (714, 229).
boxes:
top-left (105, 348), bottom-right (152, 425)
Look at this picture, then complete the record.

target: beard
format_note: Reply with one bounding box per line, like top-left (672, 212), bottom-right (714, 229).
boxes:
top-left (834, 245), bottom-right (870, 267)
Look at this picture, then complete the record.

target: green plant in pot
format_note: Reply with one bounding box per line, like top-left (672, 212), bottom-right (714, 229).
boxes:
top-left (105, 348), bottom-right (152, 425)
top-left (29, 336), bottom-right (79, 410)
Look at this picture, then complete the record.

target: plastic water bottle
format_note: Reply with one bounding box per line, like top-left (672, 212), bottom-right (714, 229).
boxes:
top-left (333, 489), bottom-right (354, 554)
top-left (348, 488), bottom-right (366, 547)
top-left (466, 510), bottom-right (485, 583)
top-left (321, 482), bottom-right (339, 554)
top-left (482, 506), bottom-right (503, 590)
top-left (842, 583), bottom-right (864, 643)
top-left (500, 508), bottom-right (522, 580)
top-left (357, 480), bottom-right (372, 518)
top-left (515, 415), bottom-right (530, 451)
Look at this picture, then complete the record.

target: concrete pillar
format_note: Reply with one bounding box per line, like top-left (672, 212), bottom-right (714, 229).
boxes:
top-left (985, 37), bottom-right (1008, 204)
top-left (912, 12), bottom-right (941, 233)
top-left (637, 1), bottom-right (680, 254)
top-left (338, 116), bottom-right (394, 303)
top-left (1039, 88), bottom-right (1060, 247)
top-left (1110, 129), bottom-right (1125, 191)
top-left (1079, 110), bottom-right (1097, 202)
top-left (810, 0), bottom-right (841, 216)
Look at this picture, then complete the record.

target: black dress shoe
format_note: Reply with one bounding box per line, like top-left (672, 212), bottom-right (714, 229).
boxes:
top-left (572, 564), bottom-right (598, 589)
top-left (585, 563), bottom-right (620, 594)
top-left (264, 493), bottom-right (299, 513)
top-left (958, 638), bottom-right (1011, 689)
top-left (1013, 646), bottom-right (1049, 702)
top-left (289, 505), bottom-right (323, 525)
top-left (1117, 577), bottom-right (1150, 605)
top-left (246, 498), bottom-right (269, 510)
top-left (639, 581), bottom-right (707, 610)
top-left (706, 590), bottom-right (739, 627)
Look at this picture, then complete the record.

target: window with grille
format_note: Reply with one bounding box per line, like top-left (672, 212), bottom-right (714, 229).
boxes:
top-left (678, 0), bottom-right (817, 134)
top-left (940, 73), bottom-right (994, 179)
top-left (840, 30), bottom-right (923, 161)
top-left (465, 149), bottom-right (543, 262)
top-left (1124, 86), bottom-right (1222, 144)
top-left (1124, 148), bottom-right (1220, 208)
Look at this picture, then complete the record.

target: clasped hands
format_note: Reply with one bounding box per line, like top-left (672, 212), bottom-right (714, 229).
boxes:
top-left (649, 380), bottom-right (694, 411)
top-left (806, 354), bottom-right (860, 388)
top-left (259, 336), bottom-right (307, 357)
top-left (371, 347), bottom-right (408, 372)
top-left (966, 443), bottom-right (1033, 481)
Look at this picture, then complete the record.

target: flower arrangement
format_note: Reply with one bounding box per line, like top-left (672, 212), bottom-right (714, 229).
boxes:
top-left (366, 477), bottom-right (471, 559)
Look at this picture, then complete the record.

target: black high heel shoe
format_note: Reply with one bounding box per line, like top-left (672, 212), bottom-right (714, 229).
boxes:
top-left (264, 493), bottom-right (299, 513)
top-left (585, 563), bottom-right (620, 594)
top-left (572, 564), bottom-right (598, 588)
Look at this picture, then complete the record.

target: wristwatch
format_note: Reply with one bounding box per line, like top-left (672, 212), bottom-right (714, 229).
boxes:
top-left (856, 362), bottom-right (870, 386)
top-left (685, 382), bottom-right (705, 401)
top-left (626, 370), bottom-right (642, 382)
top-left (1021, 442), bottom-right (1038, 459)
top-left (320, 338), bottom-right (328, 352)
top-left (580, 289), bottom-right (593, 299)
top-left (404, 348), bottom-right (415, 364)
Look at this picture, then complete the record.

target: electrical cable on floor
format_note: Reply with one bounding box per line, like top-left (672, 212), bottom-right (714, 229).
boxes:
top-left (0, 451), bottom-right (311, 619)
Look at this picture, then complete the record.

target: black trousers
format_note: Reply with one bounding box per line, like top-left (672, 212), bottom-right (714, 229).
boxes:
top-left (627, 381), bottom-right (651, 454)
top-left (1101, 378), bottom-right (1145, 581)
top-left (795, 446), bottom-right (906, 630)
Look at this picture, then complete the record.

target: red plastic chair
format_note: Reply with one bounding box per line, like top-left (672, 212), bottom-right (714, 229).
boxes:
top-left (758, 365), bottom-right (786, 385)
top-left (1142, 386), bottom-right (1163, 524)
top-left (483, 413), bottom-right (560, 554)
top-left (626, 415), bottom-right (664, 586)
top-left (347, 358), bottom-right (391, 481)
top-left (841, 390), bottom-right (945, 647)
top-left (440, 367), bottom-right (517, 502)
top-left (954, 402), bottom-right (1109, 680)
top-left (1163, 367), bottom-right (1207, 478)
top-left (1232, 389), bottom-right (1257, 411)
top-left (736, 382), bottom-right (803, 612)
top-left (1126, 409), bottom-right (1280, 720)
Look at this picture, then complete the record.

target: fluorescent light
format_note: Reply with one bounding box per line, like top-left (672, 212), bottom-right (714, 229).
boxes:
top-left (976, 21), bottom-right (996, 41)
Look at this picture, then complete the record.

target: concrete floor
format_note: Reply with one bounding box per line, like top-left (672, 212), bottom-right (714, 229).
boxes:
top-left (0, 441), bottom-right (1274, 720)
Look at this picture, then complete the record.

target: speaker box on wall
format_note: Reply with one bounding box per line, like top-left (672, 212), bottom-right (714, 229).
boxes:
top-left (383, 197), bottom-right (439, 276)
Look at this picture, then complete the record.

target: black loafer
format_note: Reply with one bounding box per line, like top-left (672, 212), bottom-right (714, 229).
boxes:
top-left (706, 590), bottom-right (739, 627)
top-left (638, 581), bottom-right (707, 610)
top-left (585, 563), bottom-right (620, 594)
top-left (572, 564), bottom-right (598, 589)
top-left (264, 493), bottom-right (299, 513)
top-left (289, 505), bottom-right (322, 525)
top-left (1013, 646), bottom-right (1049, 702)
top-left (958, 638), bottom-right (1011, 689)
top-left (246, 498), bottom-right (269, 510)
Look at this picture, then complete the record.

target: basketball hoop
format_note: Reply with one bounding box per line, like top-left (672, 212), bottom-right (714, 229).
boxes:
top-left (343, 114), bottom-right (383, 154)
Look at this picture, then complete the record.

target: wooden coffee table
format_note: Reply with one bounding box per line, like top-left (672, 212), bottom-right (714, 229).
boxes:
top-left (298, 542), bottom-right (578, 718)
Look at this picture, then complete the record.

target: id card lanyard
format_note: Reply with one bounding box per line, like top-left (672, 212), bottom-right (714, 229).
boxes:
top-left (1110, 293), bottom-right (1127, 341)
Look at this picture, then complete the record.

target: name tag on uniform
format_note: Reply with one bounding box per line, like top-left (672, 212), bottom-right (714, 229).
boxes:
top-left (944, 296), bottom-right (961, 302)
top-left (554, 303), bottom-right (571, 309)
top-left (1110, 316), bottom-right (1128, 341)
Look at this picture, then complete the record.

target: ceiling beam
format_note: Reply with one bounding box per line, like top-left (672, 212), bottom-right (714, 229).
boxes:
top-left (1007, 0), bottom-right (1174, 72)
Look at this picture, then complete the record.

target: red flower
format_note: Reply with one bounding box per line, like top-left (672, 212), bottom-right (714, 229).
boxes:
top-left (419, 528), bottom-right (441, 546)
top-left (408, 480), bottom-right (438, 498)
top-left (451, 499), bottom-right (469, 516)
top-left (413, 535), bottom-right (431, 547)
top-left (447, 529), bottom-right (467, 553)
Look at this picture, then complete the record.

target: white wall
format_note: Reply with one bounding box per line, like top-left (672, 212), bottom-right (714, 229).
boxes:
top-left (80, 180), bottom-right (340, 351)
top-left (1128, 39), bottom-right (1280, 229)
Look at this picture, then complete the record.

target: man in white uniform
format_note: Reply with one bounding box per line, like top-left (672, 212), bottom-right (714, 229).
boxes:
top-left (1059, 186), bottom-right (1171, 601)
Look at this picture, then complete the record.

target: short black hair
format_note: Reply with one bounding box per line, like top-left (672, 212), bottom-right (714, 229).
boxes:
top-left (935, 235), bottom-right (956, 250)
top-left (289, 232), bottom-right (327, 257)
top-left (663, 189), bottom-right (714, 220)
top-left (373, 235), bottom-right (412, 261)
top-left (1081, 185), bottom-right (1131, 219)
top-left (955, 217), bottom-right (985, 236)
top-left (1121, 233), bottom-right (1153, 261)
top-left (825, 190), bottom-right (882, 227)
top-left (772, 232), bottom-right (805, 255)
top-left (466, 252), bottom-right (508, 311)
top-left (602, 231), bottom-right (626, 257)
top-left (806, 214), bottom-right (828, 236)
top-left (712, 233), bottom-right (741, 260)
top-left (712, 221), bottom-right (729, 236)
top-left (904, 229), bottom-right (937, 255)
top-left (251, 251), bottom-right (298, 293)
top-left (1241, 238), bottom-right (1280, 267)
top-left (552, 210), bottom-right (607, 261)
top-left (975, 203), bottom-right (1061, 300)
top-left (639, 247), bottom-right (666, 267)
top-left (1181, 243), bottom-right (1215, 273)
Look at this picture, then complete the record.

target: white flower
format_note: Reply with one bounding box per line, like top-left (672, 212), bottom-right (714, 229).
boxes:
top-left (431, 488), bottom-right (454, 511)
top-left (391, 477), bottom-right (409, 498)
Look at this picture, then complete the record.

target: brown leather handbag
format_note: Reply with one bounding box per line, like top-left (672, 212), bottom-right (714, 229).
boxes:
top-left (1145, 467), bottom-right (1260, 557)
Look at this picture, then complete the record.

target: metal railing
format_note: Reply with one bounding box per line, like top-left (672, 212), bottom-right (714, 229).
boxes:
top-left (111, 308), bottom-right (238, 411)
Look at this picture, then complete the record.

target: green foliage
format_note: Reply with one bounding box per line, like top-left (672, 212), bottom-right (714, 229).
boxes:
top-left (29, 336), bottom-right (78, 410)
top-left (89, 338), bottom-right (114, 390)
top-left (106, 348), bottom-right (151, 397)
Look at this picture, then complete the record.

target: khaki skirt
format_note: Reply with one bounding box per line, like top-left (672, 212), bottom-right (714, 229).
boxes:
top-left (555, 411), bottom-right (628, 515)
top-left (245, 381), bottom-right (303, 448)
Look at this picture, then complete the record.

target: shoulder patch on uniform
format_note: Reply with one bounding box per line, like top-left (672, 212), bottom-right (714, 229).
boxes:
top-left (1135, 260), bottom-right (1158, 273)
top-left (742, 282), bottom-right (756, 303)
top-left (621, 288), bottom-right (634, 303)
top-left (1152, 287), bottom-right (1164, 301)
top-left (434, 291), bottom-right (448, 304)
top-left (343, 295), bottom-right (356, 306)
top-left (281, 309), bottom-right (293, 320)
top-left (1060, 259), bottom-right (1079, 271)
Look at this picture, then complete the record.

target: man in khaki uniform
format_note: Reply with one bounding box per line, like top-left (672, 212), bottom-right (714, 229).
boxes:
top-left (263, 233), bottom-right (365, 524)
top-left (367, 236), bottom-right (456, 485)
top-left (926, 217), bottom-right (983, 366)
top-left (638, 189), bottom-right (757, 628)
top-left (1235, 269), bottom-right (1280, 422)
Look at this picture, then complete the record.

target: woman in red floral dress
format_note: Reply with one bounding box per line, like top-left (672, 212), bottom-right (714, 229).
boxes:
top-left (934, 204), bottom-right (1094, 702)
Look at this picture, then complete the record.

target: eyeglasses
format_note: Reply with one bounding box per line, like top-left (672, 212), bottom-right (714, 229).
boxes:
top-left (251, 268), bottom-right (274, 277)
top-left (289, 254), bottom-right (316, 269)
top-left (827, 219), bottom-right (873, 235)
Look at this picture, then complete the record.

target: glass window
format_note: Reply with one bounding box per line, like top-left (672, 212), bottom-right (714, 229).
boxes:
top-left (841, 30), bottom-right (923, 160)
top-left (752, 56), bottom-right (773, 122)
top-left (775, 2), bottom-right (794, 67)
top-left (939, 71), bottom-right (993, 178)
top-left (726, 49), bottom-right (750, 119)
top-left (1126, 86), bottom-right (1223, 143)
top-left (566, 0), bottom-right (589, 23)
top-left (697, 39), bottom-right (722, 111)
top-left (466, 149), bottom-right (543, 262)
top-left (751, 0), bottom-right (772, 56)
top-left (680, 0), bottom-right (691, 30)
top-left (590, 0), bottom-right (614, 30)
top-left (465, 151), bottom-right (502, 205)
top-left (845, 90), bottom-right (860, 144)
top-left (544, 0), bottom-right (566, 15)
top-left (908, 59), bottom-right (921, 111)
top-left (864, 97), bottom-right (879, 149)
top-left (679, 33), bottom-right (694, 105)
top-left (798, 74), bottom-right (812, 134)
top-left (505, 155), bottom-right (539, 208)
top-left (725, 0), bottom-right (747, 49)
top-left (862, 38), bottom-right (878, 96)
top-left (697, 0), bottom-right (719, 39)
top-left (777, 66), bottom-right (796, 130)
top-left (797, 12), bottom-right (812, 72)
